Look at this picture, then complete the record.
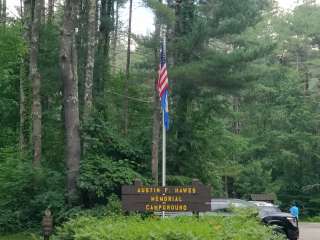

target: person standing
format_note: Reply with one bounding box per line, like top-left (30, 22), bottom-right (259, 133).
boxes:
top-left (290, 203), bottom-right (299, 219)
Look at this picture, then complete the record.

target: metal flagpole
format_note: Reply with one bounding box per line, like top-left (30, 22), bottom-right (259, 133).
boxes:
top-left (162, 28), bottom-right (167, 188)
top-left (162, 110), bottom-right (166, 218)
top-left (161, 26), bottom-right (167, 219)
top-left (162, 111), bottom-right (166, 187)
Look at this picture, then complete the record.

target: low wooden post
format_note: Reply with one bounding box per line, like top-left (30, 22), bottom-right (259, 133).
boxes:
top-left (42, 208), bottom-right (53, 240)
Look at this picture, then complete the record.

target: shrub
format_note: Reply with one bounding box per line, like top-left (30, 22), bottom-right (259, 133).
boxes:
top-left (79, 156), bottom-right (142, 206)
top-left (303, 215), bottom-right (320, 222)
top-left (0, 233), bottom-right (39, 240)
top-left (53, 214), bottom-right (284, 240)
top-left (0, 148), bottom-right (65, 233)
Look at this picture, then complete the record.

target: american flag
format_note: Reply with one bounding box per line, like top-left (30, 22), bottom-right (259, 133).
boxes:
top-left (158, 42), bottom-right (169, 98)
top-left (157, 42), bottom-right (169, 130)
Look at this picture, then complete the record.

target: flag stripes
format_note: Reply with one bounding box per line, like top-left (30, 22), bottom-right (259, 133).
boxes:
top-left (157, 42), bottom-right (169, 130)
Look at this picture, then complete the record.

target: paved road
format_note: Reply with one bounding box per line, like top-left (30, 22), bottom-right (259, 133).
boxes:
top-left (299, 223), bottom-right (320, 240)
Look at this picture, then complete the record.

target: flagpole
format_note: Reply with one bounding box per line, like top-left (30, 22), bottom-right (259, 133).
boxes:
top-left (162, 28), bottom-right (167, 188)
top-left (162, 112), bottom-right (166, 187)
top-left (161, 26), bottom-right (167, 219)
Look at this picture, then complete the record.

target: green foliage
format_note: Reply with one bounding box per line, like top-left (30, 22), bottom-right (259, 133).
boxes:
top-left (234, 161), bottom-right (273, 198)
top-left (144, 0), bottom-right (175, 26)
top-left (53, 214), bottom-right (283, 240)
top-left (2, 0), bottom-right (320, 234)
top-left (0, 233), bottom-right (38, 240)
top-left (303, 216), bottom-right (320, 223)
top-left (0, 148), bottom-right (65, 233)
top-left (55, 194), bottom-right (123, 224)
top-left (79, 155), bottom-right (142, 205)
top-left (166, 175), bottom-right (194, 186)
top-left (39, 24), bottom-right (64, 167)
top-left (0, 25), bottom-right (25, 148)
top-left (238, 62), bottom-right (320, 213)
top-left (83, 109), bottom-right (148, 167)
top-left (201, 0), bottom-right (271, 37)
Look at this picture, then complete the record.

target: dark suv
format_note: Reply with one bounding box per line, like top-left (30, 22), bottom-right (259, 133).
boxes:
top-left (210, 199), bottom-right (299, 240)
top-left (259, 205), bottom-right (299, 240)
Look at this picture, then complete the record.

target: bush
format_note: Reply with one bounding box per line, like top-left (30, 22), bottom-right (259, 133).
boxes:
top-left (0, 233), bottom-right (38, 240)
top-left (0, 148), bottom-right (65, 233)
top-left (79, 156), bottom-right (142, 206)
top-left (53, 213), bottom-right (284, 240)
top-left (55, 194), bottom-right (123, 223)
top-left (303, 215), bottom-right (320, 222)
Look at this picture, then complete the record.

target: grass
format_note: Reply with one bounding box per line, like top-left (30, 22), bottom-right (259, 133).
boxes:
top-left (0, 233), bottom-right (38, 240)
top-left (303, 216), bottom-right (320, 222)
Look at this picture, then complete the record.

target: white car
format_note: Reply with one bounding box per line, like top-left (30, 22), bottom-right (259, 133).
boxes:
top-left (249, 201), bottom-right (277, 207)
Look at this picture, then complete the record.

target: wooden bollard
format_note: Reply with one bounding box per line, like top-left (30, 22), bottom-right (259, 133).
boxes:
top-left (42, 208), bottom-right (53, 240)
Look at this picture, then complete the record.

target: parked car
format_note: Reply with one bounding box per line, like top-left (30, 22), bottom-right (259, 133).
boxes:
top-left (251, 201), bottom-right (299, 240)
top-left (210, 199), bottom-right (299, 240)
top-left (249, 200), bottom-right (276, 207)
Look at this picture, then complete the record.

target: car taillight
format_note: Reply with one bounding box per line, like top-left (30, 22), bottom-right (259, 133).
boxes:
top-left (287, 217), bottom-right (298, 227)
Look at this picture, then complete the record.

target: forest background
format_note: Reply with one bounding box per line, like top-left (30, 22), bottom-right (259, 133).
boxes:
top-left (0, 0), bottom-right (320, 233)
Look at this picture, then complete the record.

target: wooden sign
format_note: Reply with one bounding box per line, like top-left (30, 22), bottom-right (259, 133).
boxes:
top-left (121, 179), bottom-right (211, 212)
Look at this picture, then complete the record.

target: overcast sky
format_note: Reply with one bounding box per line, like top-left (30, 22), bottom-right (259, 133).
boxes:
top-left (6, 0), bottom-right (309, 35)
top-left (278, 0), bottom-right (302, 9)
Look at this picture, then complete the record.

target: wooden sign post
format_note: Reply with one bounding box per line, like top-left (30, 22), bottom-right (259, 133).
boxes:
top-left (122, 179), bottom-right (211, 213)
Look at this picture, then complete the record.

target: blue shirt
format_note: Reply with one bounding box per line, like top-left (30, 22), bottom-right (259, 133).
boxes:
top-left (290, 206), bottom-right (299, 218)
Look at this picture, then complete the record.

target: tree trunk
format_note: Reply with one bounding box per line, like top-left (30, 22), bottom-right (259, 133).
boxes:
top-left (232, 95), bottom-right (240, 165)
top-left (24, 0), bottom-right (32, 40)
top-left (48, 0), bottom-right (55, 23)
top-left (304, 68), bottom-right (309, 96)
top-left (95, 0), bottom-right (113, 97)
top-left (111, 0), bottom-right (119, 74)
top-left (83, 0), bottom-right (96, 120)
top-left (224, 176), bottom-right (229, 198)
top-left (30, 0), bottom-right (42, 167)
top-left (96, 0), bottom-right (107, 94)
top-left (0, 1), bottom-right (2, 24)
top-left (60, 0), bottom-right (81, 205)
top-left (151, 2), bottom-right (162, 185)
top-left (19, 0), bottom-right (25, 153)
top-left (2, 0), bottom-right (6, 26)
top-left (151, 66), bottom-right (161, 185)
top-left (19, 0), bottom-right (32, 154)
top-left (104, 0), bottom-right (113, 91)
top-left (123, 0), bottom-right (132, 135)
top-left (19, 59), bottom-right (27, 154)
top-left (232, 96), bottom-right (241, 135)
top-left (40, 0), bottom-right (45, 24)
top-left (19, 0), bottom-right (23, 18)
